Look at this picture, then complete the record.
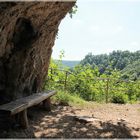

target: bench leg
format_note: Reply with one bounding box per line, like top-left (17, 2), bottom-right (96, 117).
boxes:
top-left (18, 109), bottom-right (29, 129)
top-left (43, 98), bottom-right (51, 111)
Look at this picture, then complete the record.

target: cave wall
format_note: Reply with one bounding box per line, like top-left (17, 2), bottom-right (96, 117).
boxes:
top-left (0, 2), bottom-right (75, 104)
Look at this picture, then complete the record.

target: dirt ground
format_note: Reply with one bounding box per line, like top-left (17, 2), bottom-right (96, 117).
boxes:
top-left (0, 103), bottom-right (140, 138)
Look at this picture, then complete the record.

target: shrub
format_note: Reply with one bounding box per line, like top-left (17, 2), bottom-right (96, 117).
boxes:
top-left (111, 93), bottom-right (129, 104)
top-left (52, 90), bottom-right (86, 106)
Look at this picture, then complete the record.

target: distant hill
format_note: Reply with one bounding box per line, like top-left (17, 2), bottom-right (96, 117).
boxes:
top-left (121, 60), bottom-right (140, 80)
top-left (62, 60), bottom-right (80, 68)
top-left (80, 50), bottom-right (140, 80)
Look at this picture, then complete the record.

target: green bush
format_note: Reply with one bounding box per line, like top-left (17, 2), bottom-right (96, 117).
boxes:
top-left (45, 55), bottom-right (140, 103)
top-left (111, 93), bottom-right (129, 104)
top-left (52, 90), bottom-right (86, 107)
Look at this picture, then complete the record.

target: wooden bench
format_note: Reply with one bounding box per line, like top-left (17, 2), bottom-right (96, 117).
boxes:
top-left (0, 90), bottom-right (56, 128)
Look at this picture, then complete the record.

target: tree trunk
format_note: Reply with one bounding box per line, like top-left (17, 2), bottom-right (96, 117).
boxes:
top-left (0, 2), bottom-right (75, 104)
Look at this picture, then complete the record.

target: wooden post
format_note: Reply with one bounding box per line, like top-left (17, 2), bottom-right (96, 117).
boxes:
top-left (18, 109), bottom-right (29, 129)
top-left (105, 78), bottom-right (109, 103)
top-left (43, 98), bottom-right (51, 111)
top-left (64, 71), bottom-right (68, 90)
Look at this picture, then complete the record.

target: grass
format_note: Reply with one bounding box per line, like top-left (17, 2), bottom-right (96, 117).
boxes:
top-left (52, 90), bottom-right (87, 107)
top-left (51, 90), bottom-right (140, 112)
top-left (52, 90), bottom-right (102, 109)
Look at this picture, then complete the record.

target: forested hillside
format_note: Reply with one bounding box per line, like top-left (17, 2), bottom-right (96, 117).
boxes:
top-left (121, 61), bottom-right (140, 80)
top-left (62, 60), bottom-right (80, 68)
top-left (80, 50), bottom-right (140, 80)
top-left (54, 60), bottom-right (80, 68)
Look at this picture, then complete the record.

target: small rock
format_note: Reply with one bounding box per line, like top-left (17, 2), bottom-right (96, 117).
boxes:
top-left (40, 122), bottom-right (46, 126)
top-left (74, 116), bottom-right (99, 123)
top-left (34, 131), bottom-right (42, 138)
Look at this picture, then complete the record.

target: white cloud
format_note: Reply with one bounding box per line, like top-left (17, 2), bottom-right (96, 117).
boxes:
top-left (130, 41), bottom-right (139, 46)
top-left (81, 0), bottom-right (140, 2)
top-left (109, 25), bottom-right (124, 34)
top-left (115, 26), bottom-right (123, 32)
top-left (72, 19), bottom-right (84, 26)
top-left (90, 25), bottom-right (101, 32)
top-left (88, 25), bottom-right (123, 35)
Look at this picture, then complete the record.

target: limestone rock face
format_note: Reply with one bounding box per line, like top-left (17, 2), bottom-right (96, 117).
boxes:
top-left (0, 2), bottom-right (75, 104)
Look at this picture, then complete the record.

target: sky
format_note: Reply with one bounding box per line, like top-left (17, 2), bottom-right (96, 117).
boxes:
top-left (52, 0), bottom-right (140, 60)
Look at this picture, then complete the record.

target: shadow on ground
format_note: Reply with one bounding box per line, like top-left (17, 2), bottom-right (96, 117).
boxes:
top-left (0, 105), bottom-right (139, 138)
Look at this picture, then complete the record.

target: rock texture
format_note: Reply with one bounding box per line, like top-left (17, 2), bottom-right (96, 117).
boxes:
top-left (0, 2), bottom-right (75, 104)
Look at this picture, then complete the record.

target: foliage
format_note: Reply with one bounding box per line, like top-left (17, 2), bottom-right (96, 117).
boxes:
top-left (45, 50), bottom-right (140, 104)
top-left (121, 60), bottom-right (140, 80)
top-left (111, 93), bottom-right (129, 104)
top-left (52, 90), bottom-right (86, 107)
top-left (80, 50), bottom-right (140, 80)
top-left (69, 4), bottom-right (78, 18)
top-left (67, 64), bottom-right (104, 101)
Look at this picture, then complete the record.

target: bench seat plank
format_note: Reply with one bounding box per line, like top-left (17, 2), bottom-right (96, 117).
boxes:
top-left (23, 91), bottom-right (55, 107)
top-left (0, 102), bottom-right (28, 115)
top-left (0, 90), bottom-right (56, 115)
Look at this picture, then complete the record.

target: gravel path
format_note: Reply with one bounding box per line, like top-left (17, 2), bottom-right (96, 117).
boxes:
top-left (1, 103), bottom-right (140, 138)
